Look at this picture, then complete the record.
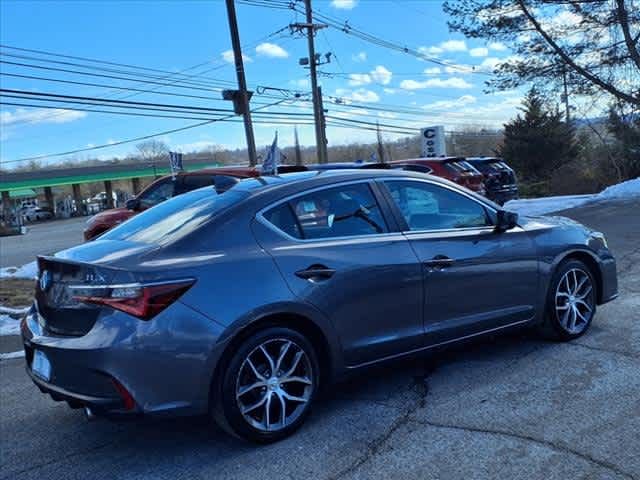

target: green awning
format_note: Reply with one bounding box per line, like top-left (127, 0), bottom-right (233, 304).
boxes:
top-left (9, 188), bottom-right (37, 198)
top-left (1, 162), bottom-right (222, 192)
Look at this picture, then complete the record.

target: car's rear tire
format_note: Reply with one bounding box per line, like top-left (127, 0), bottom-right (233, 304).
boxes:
top-left (212, 327), bottom-right (319, 443)
top-left (541, 259), bottom-right (597, 341)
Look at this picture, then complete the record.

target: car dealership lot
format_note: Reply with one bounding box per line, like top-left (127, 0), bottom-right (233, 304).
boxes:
top-left (1, 198), bottom-right (638, 480)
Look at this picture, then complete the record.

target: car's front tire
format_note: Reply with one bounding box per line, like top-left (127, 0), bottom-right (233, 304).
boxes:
top-left (542, 259), bottom-right (597, 341)
top-left (213, 327), bottom-right (319, 443)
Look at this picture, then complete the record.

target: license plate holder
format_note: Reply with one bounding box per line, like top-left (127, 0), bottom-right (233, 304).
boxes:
top-left (32, 350), bottom-right (51, 382)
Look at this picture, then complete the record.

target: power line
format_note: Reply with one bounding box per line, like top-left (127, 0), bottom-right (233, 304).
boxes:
top-left (2, 100), bottom-right (290, 165)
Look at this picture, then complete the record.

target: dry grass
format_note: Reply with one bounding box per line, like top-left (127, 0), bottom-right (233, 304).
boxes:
top-left (0, 278), bottom-right (35, 308)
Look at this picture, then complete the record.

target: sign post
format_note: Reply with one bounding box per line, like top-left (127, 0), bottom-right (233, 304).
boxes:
top-left (421, 126), bottom-right (446, 158)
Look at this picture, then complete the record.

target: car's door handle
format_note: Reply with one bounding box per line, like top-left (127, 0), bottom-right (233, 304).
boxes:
top-left (423, 256), bottom-right (455, 270)
top-left (295, 265), bottom-right (336, 281)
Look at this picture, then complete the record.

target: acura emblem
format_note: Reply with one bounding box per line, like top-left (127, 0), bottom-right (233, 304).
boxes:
top-left (39, 270), bottom-right (52, 291)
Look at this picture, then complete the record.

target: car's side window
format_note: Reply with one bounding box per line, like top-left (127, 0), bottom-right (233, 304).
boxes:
top-left (384, 180), bottom-right (491, 231)
top-left (139, 180), bottom-right (175, 209)
top-left (264, 183), bottom-right (388, 240)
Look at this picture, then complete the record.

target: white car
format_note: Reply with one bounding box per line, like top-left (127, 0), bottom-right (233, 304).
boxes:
top-left (22, 207), bottom-right (53, 222)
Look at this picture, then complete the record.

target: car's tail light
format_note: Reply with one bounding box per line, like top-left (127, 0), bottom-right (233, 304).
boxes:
top-left (111, 377), bottom-right (136, 410)
top-left (72, 279), bottom-right (194, 320)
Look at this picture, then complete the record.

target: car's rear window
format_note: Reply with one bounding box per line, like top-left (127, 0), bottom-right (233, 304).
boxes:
top-left (444, 161), bottom-right (476, 174)
top-left (100, 188), bottom-right (248, 245)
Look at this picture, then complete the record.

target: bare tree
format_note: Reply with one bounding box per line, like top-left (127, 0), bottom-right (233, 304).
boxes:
top-left (135, 139), bottom-right (169, 161)
top-left (443, 0), bottom-right (640, 106)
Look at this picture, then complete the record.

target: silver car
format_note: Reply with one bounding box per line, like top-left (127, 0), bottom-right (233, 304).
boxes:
top-left (22, 170), bottom-right (618, 442)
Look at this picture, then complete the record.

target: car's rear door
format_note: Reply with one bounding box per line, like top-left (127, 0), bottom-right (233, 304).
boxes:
top-left (378, 178), bottom-right (539, 345)
top-left (252, 180), bottom-right (424, 367)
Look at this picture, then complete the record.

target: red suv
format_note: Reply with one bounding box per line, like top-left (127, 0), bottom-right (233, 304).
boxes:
top-left (388, 158), bottom-right (486, 196)
top-left (83, 166), bottom-right (306, 241)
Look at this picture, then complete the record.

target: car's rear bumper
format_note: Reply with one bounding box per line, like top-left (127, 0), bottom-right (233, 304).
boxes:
top-left (487, 186), bottom-right (519, 204)
top-left (21, 301), bottom-right (226, 418)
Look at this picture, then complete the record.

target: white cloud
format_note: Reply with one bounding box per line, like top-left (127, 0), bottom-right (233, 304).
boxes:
top-left (290, 78), bottom-right (310, 89)
top-left (352, 89), bottom-right (380, 102)
top-left (378, 111), bottom-right (397, 119)
top-left (383, 87), bottom-right (396, 94)
top-left (399, 77), bottom-right (473, 90)
top-left (469, 47), bottom-right (489, 57)
top-left (331, 0), bottom-right (357, 9)
top-left (423, 67), bottom-right (441, 75)
top-left (352, 51), bottom-right (367, 62)
top-left (221, 49), bottom-right (251, 63)
top-left (255, 42), bottom-right (289, 58)
top-left (370, 65), bottom-right (392, 85)
top-left (418, 40), bottom-right (467, 58)
top-left (0, 108), bottom-right (87, 127)
top-left (488, 42), bottom-right (507, 51)
top-left (440, 40), bottom-right (467, 52)
top-left (348, 73), bottom-right (372, 86)
top-left (480, 57), bottom-right (502, 70)
top-left (335, 88), bottom-right (380, 103)
top-left (422, 95), bottom-right (477, 110)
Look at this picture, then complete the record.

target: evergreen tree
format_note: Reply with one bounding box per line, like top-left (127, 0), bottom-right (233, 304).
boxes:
top-left (498, 88), bottom-right (579, 182)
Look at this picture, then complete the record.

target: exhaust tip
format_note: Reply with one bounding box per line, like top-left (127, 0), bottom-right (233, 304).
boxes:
top-left (84, 406), bottom-right (96, 421)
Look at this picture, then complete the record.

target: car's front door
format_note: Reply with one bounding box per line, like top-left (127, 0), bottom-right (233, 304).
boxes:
top-left (379, 179), bottom-right (539, 346)
top-left (253, 181), bottom-right (424, 367)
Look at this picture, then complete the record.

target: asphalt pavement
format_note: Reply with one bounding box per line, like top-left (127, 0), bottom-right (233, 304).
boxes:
top-left (0, 217), bottom-right (87, 268)
top-left (1, 199), bottom-right (638, 480)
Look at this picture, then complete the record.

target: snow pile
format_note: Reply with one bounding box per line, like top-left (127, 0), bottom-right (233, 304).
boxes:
top-left (0, 306), bottom-right (29, 315)
top-left (0, 314), bottom-right (21, 336)
top-left (506, 176), bottom-right (640, 216)
top-left (0, 351), bottom-right (24, 360)
top-left (0, 260), bottom-right (37, 279)
top-left (505, 194), bottom-right (593, 217)
top-left (596, 177), bottom-right (640, 200)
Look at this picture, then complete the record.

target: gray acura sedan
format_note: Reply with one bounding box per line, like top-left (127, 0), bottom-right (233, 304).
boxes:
top-left (21, 170), bottom-right (618, 442)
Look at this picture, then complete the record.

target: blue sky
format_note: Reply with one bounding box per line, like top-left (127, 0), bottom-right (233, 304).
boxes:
top-left (0, 0), bottom-right (524, 167)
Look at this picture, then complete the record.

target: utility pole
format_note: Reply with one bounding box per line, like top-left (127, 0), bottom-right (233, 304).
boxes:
top-left (291, 0), bottom-right (328, 163)
top-left (561, 67), bottom-right (571, 124)
top-left (317, 86), bottom-right (328, 162)
top-left (294, 126), bottom-right (303, 166)
top-left (224, 0), bottom-right (257, 166)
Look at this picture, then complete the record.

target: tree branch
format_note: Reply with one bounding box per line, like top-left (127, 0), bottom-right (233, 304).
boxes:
top-left (516, 0), bottom-right (639, 105)
top-left (616, 0), bottom-right (640, 70)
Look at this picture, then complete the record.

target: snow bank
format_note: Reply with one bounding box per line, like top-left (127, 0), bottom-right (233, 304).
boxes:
top-left (0, 351), bottom-right (25, 360)
top-left (506, 177), bottom-right (640, 216)
top-left (0, 314), bottom-right (21, 336)
top-left (0, 306), bottom-right (29, 315)
top-left (596, 177), bottom-right (640, 200)
top-left (0, 261), bottom-right (37, 279)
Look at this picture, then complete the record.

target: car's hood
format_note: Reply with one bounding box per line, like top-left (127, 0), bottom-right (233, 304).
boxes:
top-left (91, 207), bottom-right (134, 223)
top-left (518, 214), bottom-right (590, 233)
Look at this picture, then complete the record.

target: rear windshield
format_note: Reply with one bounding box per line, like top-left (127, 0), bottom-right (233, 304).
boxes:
top-left (100, 188), bottom-right (248, 245)
top-left (444, 160), bottom-right (477, 174)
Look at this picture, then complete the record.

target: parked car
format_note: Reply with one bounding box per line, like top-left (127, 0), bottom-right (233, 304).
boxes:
top-left (466, 157), bottom-right (519, 205)
top-left (83, 165), bottom-right (307, 240)
top-left (22, 207), bottom-right (53, 222)
top-left (23, 170), bottom-right (617, 443)
top-left (388, 157), bottom-right (486, 196)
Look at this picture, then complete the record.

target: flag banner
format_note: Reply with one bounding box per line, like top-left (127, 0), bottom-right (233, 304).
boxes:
top-left (262, 132), bottom-right (280, 175)
top-left (169, 151), bottom-right (184, 176)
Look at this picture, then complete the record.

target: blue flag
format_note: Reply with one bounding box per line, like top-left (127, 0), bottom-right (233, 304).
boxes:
top-left (169, 151), bottom-right (183, 175)
top-left (262, 132), bottom-right (280, 175)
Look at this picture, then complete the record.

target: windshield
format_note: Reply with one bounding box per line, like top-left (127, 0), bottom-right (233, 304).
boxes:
top-left (100, 188), bottom-right (248, 246)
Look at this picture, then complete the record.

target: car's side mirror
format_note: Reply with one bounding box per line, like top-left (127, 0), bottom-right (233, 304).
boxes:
top-left (125, 198), bottom-right (139, 211)
top-left (495, 209), bottom-right (518, 232)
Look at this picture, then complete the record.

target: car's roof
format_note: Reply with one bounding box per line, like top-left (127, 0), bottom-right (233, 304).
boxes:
top-left (466, 157), bottom-right (502, 162)
top-left (390, 157), bottom-right (466, 163)
top-left (232, 168), bottom-right (448, 195)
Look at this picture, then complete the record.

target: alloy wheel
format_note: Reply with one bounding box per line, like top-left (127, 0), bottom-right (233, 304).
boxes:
top-left (555, 268), bottom-right (595, 335)
top-left (235, 338), bottom-right (314, 432)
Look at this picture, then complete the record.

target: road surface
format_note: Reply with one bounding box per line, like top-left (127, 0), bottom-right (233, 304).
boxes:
top-left (0, 217), bottom-right (86, 268)
top-left (1, 199), bottom-right (638, 480)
